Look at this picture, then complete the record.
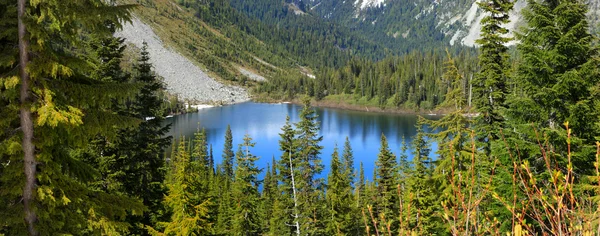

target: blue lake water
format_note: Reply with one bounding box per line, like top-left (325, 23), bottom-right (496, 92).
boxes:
top-left (165, 102), bottom-right (438, 181)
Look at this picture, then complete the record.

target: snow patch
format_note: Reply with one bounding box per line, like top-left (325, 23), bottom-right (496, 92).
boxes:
top-left (355, 0), bottom-right (385, 10)
top-left (464, 0), bottom-right (480, 27)
top-left (449, 30), bottom-right (462, 46)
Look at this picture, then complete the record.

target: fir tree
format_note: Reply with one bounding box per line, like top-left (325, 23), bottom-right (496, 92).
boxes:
top-left (209, 144), bottom-right (215, 176)
top-left (398, 136), bottom-right (411, 190)
top-left (276, 116), bottom-right (300, 235)
top-left (231, 134), bottom-right (262, 235)
top-left (0, 0), bottom-right (142, 233)
top-left (429, 50), bottom-right (473, 193)
top-left (357, 162), bottom-right (366, 208)
top-left (294, 97), bottom-right (325, 235)
top-left (508, 0), bottom-right (600, 175)
top-left (325, 144), bottom-right (355, 235)
top-left (375, 133), bottom-right (399, 231)
top-left (114, 40), bottom-right (172, 234)
top-left (163, 139), bottom-right (212, 235)
top-left (222, 124), bottom-right (235, 180)
top-left (473, 0), bottom-right (514, 147)
top-left (407, 119), bottom-right (442, 234)
top-left (342, 137), bottom-right (355, 186)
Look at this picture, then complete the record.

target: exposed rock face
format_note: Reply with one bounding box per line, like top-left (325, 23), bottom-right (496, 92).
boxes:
top-left (115, 17), bottom-right (250, 104)
top-left (306, 0), bottom-right (600, 47)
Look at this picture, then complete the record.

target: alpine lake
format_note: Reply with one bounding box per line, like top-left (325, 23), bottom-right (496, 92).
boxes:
top-left (165, 102), bottom-right (439, 181)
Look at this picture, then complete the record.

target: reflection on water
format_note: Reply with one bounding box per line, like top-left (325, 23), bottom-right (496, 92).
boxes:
top-left (165, 102), bottom-right (438, 181)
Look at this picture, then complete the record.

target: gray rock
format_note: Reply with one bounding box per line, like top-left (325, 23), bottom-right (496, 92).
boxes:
top-left (115, 17), bottom-right (250, 104)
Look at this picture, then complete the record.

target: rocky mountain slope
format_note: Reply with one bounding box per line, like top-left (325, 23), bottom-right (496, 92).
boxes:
top-left (115, 17), bottom-right (249, 104)
top-left (304, 0), bottom-right (600, 47)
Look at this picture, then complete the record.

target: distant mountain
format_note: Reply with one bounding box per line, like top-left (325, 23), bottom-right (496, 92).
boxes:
top-left (286, 0), bottom-right (600, 48)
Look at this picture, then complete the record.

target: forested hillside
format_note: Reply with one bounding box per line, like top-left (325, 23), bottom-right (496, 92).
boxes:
top-left (2, 0), bottom-right (600, 235)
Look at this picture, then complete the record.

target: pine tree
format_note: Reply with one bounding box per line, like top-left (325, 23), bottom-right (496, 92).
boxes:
top-left (294, 97), bottom-right (325, 235)
top-left (222, 124), bottom-right (235, 180)
top-left (508, 0), bottom-right (600, 174)
top-left (398, 136), bottom-right (411, 190)
top-left (407, 119), bottom-right (442, 234)
top-left (276, 116), bottom-right (300, 235)
top-left (231, 134), bottom-right (262, 235)
top-left (325, 144), bottom-right (354, 235)
top-left (357, 162), bottom-right (366, 208)
top-left (473, 0), bottom-right (514, 147)
top-left (429, 50), bottom-right (473, 189)
top-left (192, 128), bottom-right (210, 188)
top-left (261, 163), bottom-right (274, 232)
top-left (209, 144), bottom-right (215, 176)
top-left (216, 125), bottom-right (235, 233)
top-left (111, 40), bottom-right (172, 234)
top-left (428, 51), bottom-right (484, 233)
top-left (163, 139), bottom-right (212, 235)
top-left (375, 133), bottom-right (399, 232)
top-left (342, 137), bottom-right (355, 186)
top-left (0, 0), bottom-right (144, 233)
top-left (341, 137), bottom-right (360, 234)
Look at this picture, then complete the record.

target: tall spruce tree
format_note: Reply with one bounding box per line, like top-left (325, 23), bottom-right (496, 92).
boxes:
top-left (117, 41), bottom-right (172, 233)
top-left (407, 119), bottom-right (442, 234)
top-left (508, 0), bottom-right (600, 175)
top-left (474, 0), bottom-right (514, 149)
top-left (163, 139), bottom-right (212, 235)
top-left (325, 144), bottom-right (354, 235)
top-left (0, 0), bottom-right (146, 234)
top-left (222, 124), bottom-right (235, 180)
top-left (231, 134), bottom-right (262, 235)
top-left (294, 97), bottom-right (325, 235)
top-left (276, 116), bottom-right (299, 235)
top-left (429, 50), bottom-right (472, 191)
top-left (375, 133), bottom-right (398, 231)
top-left (342, 137), bottom-right (355, 186)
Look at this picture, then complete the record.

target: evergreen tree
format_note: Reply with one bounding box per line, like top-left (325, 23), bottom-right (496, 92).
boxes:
top-left (428, 51), bottom-right (484, 233)
top-left (216, 125), bottom-right (235, 234)
top-left (473, 0), bottom-right (514, 147)
top-left (341, 136), bottom-right (360, 234)
top-left (342, 137), bottom-right (355, 186)
top-left (117, 41), bottom-right (172, 233)
top-left (325, 144), bottom-right (355, 235)
top-left (357, 162), bottom-right (366, 208)
top-left (398, 136), bottom-right (411, 190)
top-left (375, 133), bottom-right (398, 232)
top-left (276, 116), bottom-right (300, 235)
top-left (407, 119), bottom-right (442, 234)
top-left (294, 97), bottom-right (325, 235)
top-left (260, 163), bottom-right (274, 232)
top-left (222, 124), bottom-right (235, 180)
top-left (429, 50), bottom-right (473, 193)
top-left (163, 139), bottom-right (212, 235)
top-left (231, 134), bottom-right (262, 235)
top-left (508, 0), bottom-right (600, 175)
top-left (0, 0), bottom-right (143, 234)
top-left (209, 144), bottom-right (214, 175)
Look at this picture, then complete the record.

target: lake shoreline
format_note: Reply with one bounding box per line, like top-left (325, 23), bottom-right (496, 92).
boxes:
top-left (254, 97), bottom-right (453, 116)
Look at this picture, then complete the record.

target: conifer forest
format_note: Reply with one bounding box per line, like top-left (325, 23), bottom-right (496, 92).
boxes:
top-left (1, 0), bottom-right (600, 235)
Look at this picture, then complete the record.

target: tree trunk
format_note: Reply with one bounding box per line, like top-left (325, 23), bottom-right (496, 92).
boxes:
top-left (18, 0), bottom-right (38, 235)
top-left (288, 152), bottom-right (301, 236)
